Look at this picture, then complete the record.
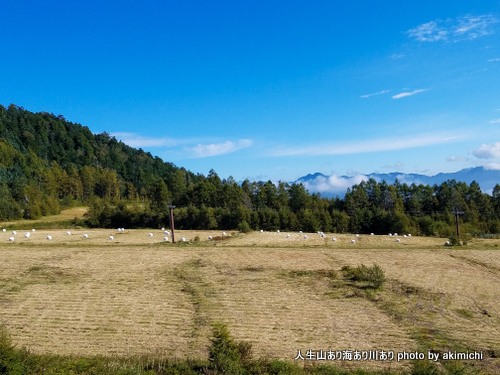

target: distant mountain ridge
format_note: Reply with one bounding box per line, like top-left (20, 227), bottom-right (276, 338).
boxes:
top-left (295, 167), bottom-right (500, 198)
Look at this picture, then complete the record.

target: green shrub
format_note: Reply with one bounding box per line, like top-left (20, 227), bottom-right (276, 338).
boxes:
top-left (366, 263), bottom-right (386, 289)
top-left (342, 264), bottom-right (386, 289)
top-left (208, 323), bottom-right (250, 374)
top-left (237, 220), bottom-right (251, 233)
top-left (448, 234), bottom-right (460, 246)
top-left (0, 324), bottom-right (27, 375)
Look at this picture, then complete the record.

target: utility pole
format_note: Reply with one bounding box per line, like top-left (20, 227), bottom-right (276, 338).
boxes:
top-left (168, 202), bottom-right (176, 243)
top-left (452, 207), bottom-right (464, 239)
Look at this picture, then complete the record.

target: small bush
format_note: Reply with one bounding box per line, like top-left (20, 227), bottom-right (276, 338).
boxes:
top-left (208, 323), bottom-right (251, 374)
top-left (366, 263), bottom-right (386, 289)
top-left (461, 234), bottom-right (472, 246)
top-left (342, 263), bottom-right (386, 289)
top-left (237, 221), bottom-right (251, 233)
top-left (0, 324), bottom-right (27, 375)
top-left (448, 234), bottom-right (460, 246)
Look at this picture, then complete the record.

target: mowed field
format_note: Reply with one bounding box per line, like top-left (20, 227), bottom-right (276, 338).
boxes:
top-left (1, 228), bottom-right (500, 372)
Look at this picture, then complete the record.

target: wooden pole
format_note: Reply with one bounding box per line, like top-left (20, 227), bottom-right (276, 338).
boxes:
top-left (452, 208), bottom-right (463, 240)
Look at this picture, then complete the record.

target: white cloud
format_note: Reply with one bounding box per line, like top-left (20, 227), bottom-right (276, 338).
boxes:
top-left (391, 89), bottom-right (426, 99)
top-left (487, 58), bottom-right (500, 62)
top-left (302, 173), bottom-right (369, 197)
top-left (186, 139), bottom-right (253, 158)
top-left (390, 53), bottom-right (405, 59)
top-left (472, 143), bottom-right (500, 159)
top-left (360, 90), bottom-right (390, 98)
top-left (271, 132), bottom-right (460, 157)
top-left (112, 132), bottom-right (182, 148)
top-left (407, 21), bottom-right (448, 42)
top-left (407, 15), bottom-right (498, 42)
top-left (446, 155), bottom-right (468, 162)
top-left (483, 162), bottom-right (500, 170)
top-left (490, 119), bottom-right (500, 124)
top-left (454, 15), bottom-right (498, 39)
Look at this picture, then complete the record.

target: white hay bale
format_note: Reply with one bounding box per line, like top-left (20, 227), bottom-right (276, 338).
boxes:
top-left (181, 237), bottom-right (186, 242)
top-left (24, 232), bottom-right (30, 238)
top-left (109, 236), bottom-right (114, 240)
top-left (351, 239), bottom-right (355, 243)
top-left (370, 233), bottom-right (374, 236)
top-left (321, 233), bottom-right (325, 237)
top-left (286, 234), bottom-right (291, 238)
top-left (445, 241), bottom-right (450, 246)
top-left (66, 231), bottom-right (71, 235)
top-left (32, 229), bottom-right (35, 232)
top-left (403, 235), bottom-right (407, 238)
top-left (222, 232), bottom-right (226, 236)
top-left (332, 237), bottom-right (336, 241)
top-left (260, 229), bottom-right (263, 233)
top-left (356, 234), bottom-right (359, 237)
top-left (208, 236), bottom-right (213, 240)
top-left (46, 235), bottom-right (52, 240)
top-left (12, 231), bottom-right (17, 235)
top-left (2, 229), bottom-right (6, 232)
top-left (164, 237), bottom-right (168, 241)
top-left (277, 230), bottom-right (280, 233)
top-left (388, 233), bottom-right (392, 236)
top-left (117, 228), bottom-right (121, 232)
top-left (83, 234), bottom-right (88, 238)
top-left (161, 227), bottom-right (165, 231)
top-left (9, 237), bottom-right (14, 242)
top-left (303, 235), bottom-right (308, 239)
top-left (408, 234), bottom-right (412, 237)
top-left (396, 238), bottom-right (401, 242)
top-left (394, 233), bottom-right (398, 236)
top-left (299, 231), bottom-right (302, 234)
top-left (164, 231), bottom-right (170, 235)
top-left (149, 233), bottom-right (153, 237)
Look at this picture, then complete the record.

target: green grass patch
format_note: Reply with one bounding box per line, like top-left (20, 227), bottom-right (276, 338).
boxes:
top-left (455, 308), bottom-right (474, 319)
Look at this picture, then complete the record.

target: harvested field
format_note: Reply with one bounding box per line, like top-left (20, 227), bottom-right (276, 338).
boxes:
top-left (0, 229), bottom-right (499, 372)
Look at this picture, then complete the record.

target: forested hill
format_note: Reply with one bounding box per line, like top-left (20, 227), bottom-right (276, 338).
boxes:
top-left (0, 104), bottom-right (192, 187)
top-left (2, 103), bottom-right (500, 238)
top-left (0, 103), bottom-right (201, 220)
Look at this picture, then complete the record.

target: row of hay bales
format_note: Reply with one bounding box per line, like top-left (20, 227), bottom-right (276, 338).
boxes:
top-left (1, 227), bottom-right (451, 246)
top-left (2, 227), bottom-right (411, 243)
top-left (260, 229), bottom-right (413, 244)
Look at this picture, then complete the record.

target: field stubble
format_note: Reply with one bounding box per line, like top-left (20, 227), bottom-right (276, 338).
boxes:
top-left (1, 229), bottom-right (499, 372)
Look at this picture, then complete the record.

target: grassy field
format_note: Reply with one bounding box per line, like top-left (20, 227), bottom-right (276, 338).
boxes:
top-left (1, 229), bottom-right (499, 373)
top-left (0, 207), bottom-right (88, 227)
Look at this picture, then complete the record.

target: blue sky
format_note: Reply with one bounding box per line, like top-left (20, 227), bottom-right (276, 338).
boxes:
top-left (2, 0), bottom-right (500, 185)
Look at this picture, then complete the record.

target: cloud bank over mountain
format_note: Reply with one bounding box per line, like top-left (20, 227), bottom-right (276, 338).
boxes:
top-left (295, 167), bottom-right (500, 197)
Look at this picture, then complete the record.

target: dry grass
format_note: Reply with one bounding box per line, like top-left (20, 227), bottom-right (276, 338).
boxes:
top-left (0, 207), bottom-right (88, 226)
top-left (1, 229), bottom-right (499, 372)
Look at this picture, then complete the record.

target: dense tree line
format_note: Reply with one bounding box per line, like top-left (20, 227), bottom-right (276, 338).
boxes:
top-left (1, 104), bottom-right (500, 236)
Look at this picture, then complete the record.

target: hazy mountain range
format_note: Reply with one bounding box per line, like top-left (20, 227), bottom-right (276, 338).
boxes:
top-left (295, 167), bottom-right (500, 198)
